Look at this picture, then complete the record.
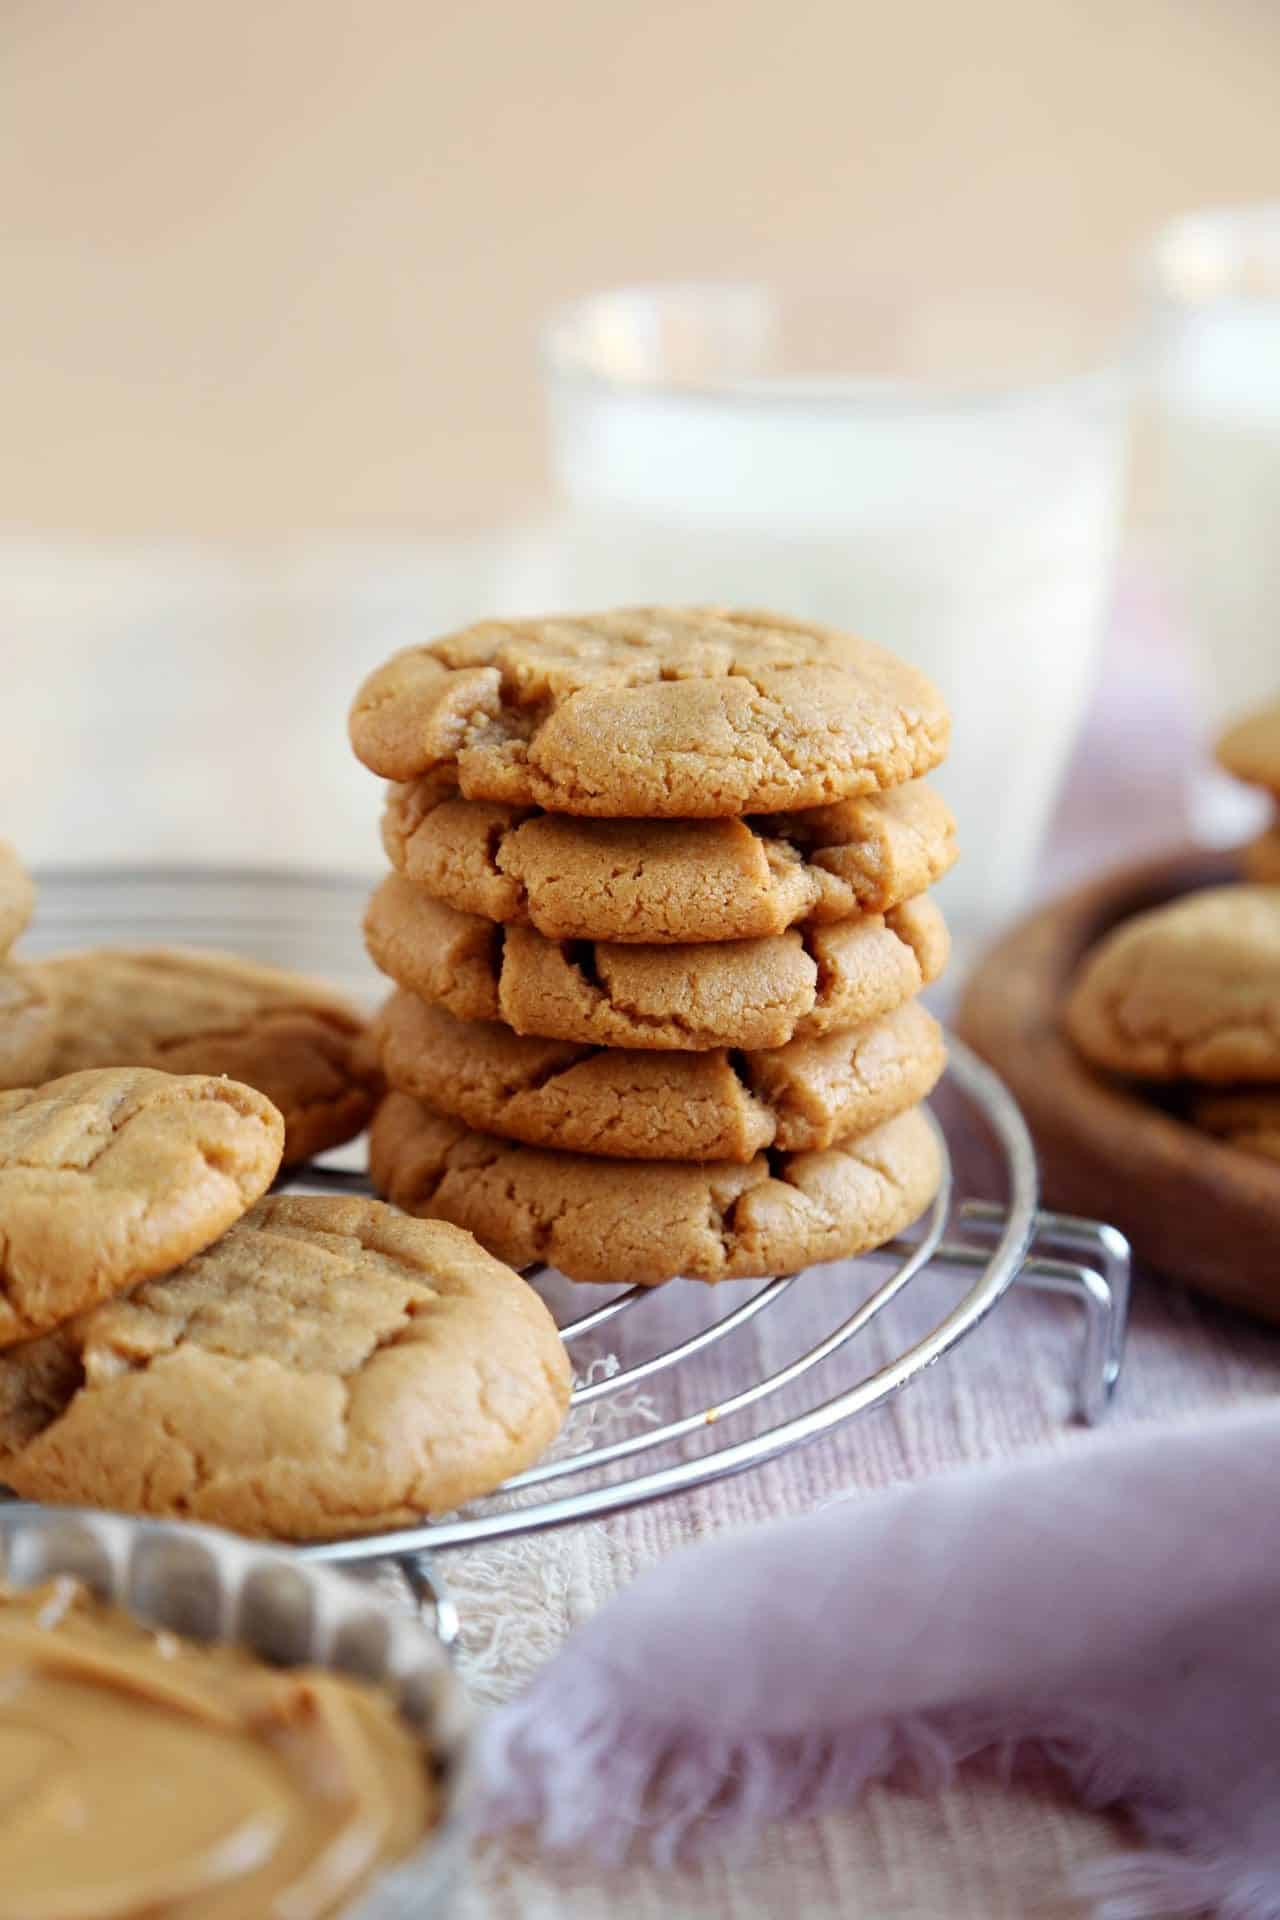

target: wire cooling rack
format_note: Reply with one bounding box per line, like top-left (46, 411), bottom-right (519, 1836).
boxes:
top-left (19, 870), bottom-right (1132, 1598)
top-left (289, 1037), bottom-right (1131, 1578)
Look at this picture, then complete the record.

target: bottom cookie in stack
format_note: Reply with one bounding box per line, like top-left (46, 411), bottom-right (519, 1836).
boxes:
top-left (369, 1092), bottom-right (943, 1286)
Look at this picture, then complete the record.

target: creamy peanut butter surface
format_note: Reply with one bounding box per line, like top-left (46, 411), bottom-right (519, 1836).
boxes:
top-left (0, 1578), bottom-right (435, 1918)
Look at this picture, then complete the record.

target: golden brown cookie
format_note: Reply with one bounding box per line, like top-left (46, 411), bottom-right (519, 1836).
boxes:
top-left (382, 774), bottom-right (957, 941)
top-left (366, 874), bottom-right (949, 1051)
top-left (370, 1094), bottom-right (942, 1286)
top-left (0, 962), bottom-right (58, 1090)
top-left (1192, 1089), bottom-right (1280, 1166)
top-left (0, 1194), bottom-right (572, 1539)
top-left (36, 947), bottom-right (378, 1164)
top-left (1216, 698), bottom-right (1280, 794)
top-left (1064, 886), bottom-right (1280, 1083)
top-left (0, 1067), bottom-right (283, 1349)
top-left (1242, 824), bottom-right (1280, 884)
top-left (376, 991), bottom-right (945, 1160)
top-left (350, 608), bottom-right (948, 817)
top-left (0, 841), bottom-right (34, 958)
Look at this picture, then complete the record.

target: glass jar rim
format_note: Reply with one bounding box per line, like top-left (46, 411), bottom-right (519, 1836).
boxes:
top-left (1144, 200), bottom-right (1280, 308)
top-left (541, 280), bottom-right (1136, 414)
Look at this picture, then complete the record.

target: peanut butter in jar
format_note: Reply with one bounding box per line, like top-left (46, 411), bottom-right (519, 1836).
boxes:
top-left (0, 1576), bottom-right (438, 1919)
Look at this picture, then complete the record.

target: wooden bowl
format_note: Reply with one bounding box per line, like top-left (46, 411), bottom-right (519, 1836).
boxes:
top-left (954, 847), bottom-right (1280, 1322)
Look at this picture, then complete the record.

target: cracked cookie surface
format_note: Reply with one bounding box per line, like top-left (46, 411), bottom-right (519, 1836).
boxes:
top-left (376, 991), bottom-right (945, 1159)
top-left (366, 874), bottom-right (948, 1050)
top-left (369, 1094), bottom-right (942, 1285)
top-left (1065, 886), bottom-right (1280, 1083)
top-left (1216, 699), bottom-right (1280, 794)
top-left (36, 947), bottom-right (378, 1164)
top-left (0, 961), bottom-right (58, 1090)
top-left (0, 841), bottom-right (34, 958)
top-left (1192, 1089), bottom-right (1280, 1166)
top-left (0, 1067), bottom-right (283, 1348)
top-left (0, 1194), bottom-right (571, 1537)
top-left (350, 607), bottom-right (949, 817)
top-left (381, 773), bottom-right (956, 941)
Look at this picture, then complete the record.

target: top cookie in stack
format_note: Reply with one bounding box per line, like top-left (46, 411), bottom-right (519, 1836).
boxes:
top-left (353, 607), bottom-right (955, 1285)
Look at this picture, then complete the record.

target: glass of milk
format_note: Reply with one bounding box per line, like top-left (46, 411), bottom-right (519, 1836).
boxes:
top-left (537, 284), bottom-right (1133, 947)
top-left (1146, 206), bottom-right (1280, 841)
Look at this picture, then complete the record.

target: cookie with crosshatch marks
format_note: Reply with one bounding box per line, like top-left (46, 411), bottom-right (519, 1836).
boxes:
top-left (365, 875), bottom-right (949, 1052)
top-left (35, 947), bottom-right (378, 1164)
top-left (350, 608), bottom-right (949, 818)
top-left (375, 990), bottom-right (945, 1161)
top-left (381, 772), bottom-right (957, 940)
top-left (0, 1194), bottom-right (571, 1539)
top-left (0, 1067), bottom-right (283, 1349)
top-left (369, 1093), bottom-right (942, 1286)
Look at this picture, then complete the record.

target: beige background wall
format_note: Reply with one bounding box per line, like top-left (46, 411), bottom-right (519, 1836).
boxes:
top-left (2, 0), bottom-right (1278, 536)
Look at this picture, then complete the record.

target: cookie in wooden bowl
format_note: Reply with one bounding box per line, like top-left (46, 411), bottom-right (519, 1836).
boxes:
top-left (1063, 885), bottom-right (1280, 1084)
top-left (1216, 696), bottom-right (1280, 796)
top-left (956, 848), bottom-right (1280, 1324)
top-left (1192, 1089), bottom-right (1280, 1167)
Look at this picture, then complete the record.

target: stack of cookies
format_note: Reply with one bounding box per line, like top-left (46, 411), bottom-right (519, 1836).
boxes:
top-left (351, 607), bottom-right (956, 1285)
top-left (1218, 696), bottom-right (1280, 883)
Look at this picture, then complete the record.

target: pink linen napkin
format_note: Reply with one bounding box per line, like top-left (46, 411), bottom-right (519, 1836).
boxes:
top-left (478, 1401), bottom-right (1280, 1918)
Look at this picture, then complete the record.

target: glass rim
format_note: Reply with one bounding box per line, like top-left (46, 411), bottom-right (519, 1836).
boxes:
top-left (541, 280), bottom-right (1137, 414)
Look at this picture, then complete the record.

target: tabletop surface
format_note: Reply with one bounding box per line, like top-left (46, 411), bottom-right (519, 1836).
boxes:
top-left (5, 542), bottom-right (1272, 1916)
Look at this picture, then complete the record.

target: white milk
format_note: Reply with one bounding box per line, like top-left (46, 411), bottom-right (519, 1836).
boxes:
top-left (539, 379), bottom-right (1129, 941)
top-left (1154, 299), bottom-right (1280, 726)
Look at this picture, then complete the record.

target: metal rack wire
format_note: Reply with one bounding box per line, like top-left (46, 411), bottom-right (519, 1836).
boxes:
top-left (293, 1036), bottom-right (1131, 1572)
top-left (17, 874), bottom-right (1132, 1602)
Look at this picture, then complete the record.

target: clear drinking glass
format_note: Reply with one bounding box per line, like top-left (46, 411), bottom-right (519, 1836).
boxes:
top-left (1145, 205), bottom-right (1280, 837)
top-left (538, 284), bottom-right (1134, 945)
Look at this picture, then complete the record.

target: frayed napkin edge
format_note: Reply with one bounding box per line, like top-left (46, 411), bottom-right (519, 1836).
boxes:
top-left (473, 1664), bottom-right (1280, 1920)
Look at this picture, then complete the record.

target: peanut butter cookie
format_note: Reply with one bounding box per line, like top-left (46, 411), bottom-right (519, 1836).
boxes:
top-left (0, 1195), bottom-right (571, 1538)
top-left (0, 962), bottom-right (57, 1091)
top-left (1242, 824), bottom-right (1280, 885)
top-left (0, 841), bottom-right (34, 957)
top-left (369, 1094), bottom-right (942, 1285)
top-left (1216, 698), bottom-right (1280, 794)
top-left (366, 874), bottom-right (948, 1051)
top-left (1192, 1089), bottom-right (1280, 1166)
top-left (376, 991), bottom-right (945, 1160)
top-left (0, 1067), bottom-right (283, 1348)
top-left (37, 947), bottom-right (378, 1164)
top-left (350, 608), bottom-right (948, 816)
top-left (1065, 886), bottom-right (1280, 1083)
top-left (382, 773), bottom-right (957, 941)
